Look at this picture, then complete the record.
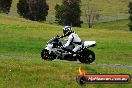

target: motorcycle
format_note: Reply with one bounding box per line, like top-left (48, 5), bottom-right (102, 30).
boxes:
top-left (41, 35), bottom-right (96, 64)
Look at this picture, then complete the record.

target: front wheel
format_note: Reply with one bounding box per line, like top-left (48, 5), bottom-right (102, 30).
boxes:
top-left (78, 49), bottom-right (95, 64)
top-left (41, 49), bottom-right (56, 61)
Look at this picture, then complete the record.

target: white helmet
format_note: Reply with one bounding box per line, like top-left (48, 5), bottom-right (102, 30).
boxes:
top-left (63, 26), bottom-right (72, 35)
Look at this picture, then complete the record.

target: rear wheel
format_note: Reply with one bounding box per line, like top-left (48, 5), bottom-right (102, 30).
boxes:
top-left (78, 49), bottom-right (95, 64)
top-left (41, 49), bottom-right (56, 61)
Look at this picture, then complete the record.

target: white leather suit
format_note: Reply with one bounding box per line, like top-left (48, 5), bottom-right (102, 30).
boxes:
top-left (63, 32), bottom-right (82, 53)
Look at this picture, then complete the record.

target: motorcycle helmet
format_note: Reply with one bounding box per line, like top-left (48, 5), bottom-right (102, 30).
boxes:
top-left (63, 26), bottom-right (72, 36)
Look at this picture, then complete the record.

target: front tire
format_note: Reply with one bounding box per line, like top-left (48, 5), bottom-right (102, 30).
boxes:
top-left (78, 49), bottom-right (95, 64)
top-left (41, 49), bottom-right (56, 61)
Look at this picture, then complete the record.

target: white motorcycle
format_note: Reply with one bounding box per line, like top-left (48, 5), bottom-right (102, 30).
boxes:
top-left (41, 35), bottom-right (96, 64)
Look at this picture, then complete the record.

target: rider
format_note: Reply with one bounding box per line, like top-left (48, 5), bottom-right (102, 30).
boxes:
top-left (61, 26), bottom-right (82, 55)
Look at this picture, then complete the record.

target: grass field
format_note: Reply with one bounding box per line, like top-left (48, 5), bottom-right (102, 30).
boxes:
top-left (0, 14), bottom-right (132, 88)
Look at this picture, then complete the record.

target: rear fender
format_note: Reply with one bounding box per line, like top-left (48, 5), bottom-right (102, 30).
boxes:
top-left (83, 41), bottom-right (96, 48)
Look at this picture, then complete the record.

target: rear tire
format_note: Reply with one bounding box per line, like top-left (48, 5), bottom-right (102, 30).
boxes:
top-left (78, 49), bottom-right (95, 64)
top-left (41, 49), bottom-right (56, 61)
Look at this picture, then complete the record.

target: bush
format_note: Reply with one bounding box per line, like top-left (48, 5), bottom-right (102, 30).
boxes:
top-left (55, 4), bottom-right (63, 25)
top-left (17, 0), bottom-right (49, 21)
top-left (55, 0), bottom-right (83, 27)
top-left (0, 0), bottom-right (12, 14)
top-left (128, 1), bottom-right (132, 31)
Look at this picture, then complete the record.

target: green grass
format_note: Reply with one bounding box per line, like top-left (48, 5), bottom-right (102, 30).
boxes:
top-left (0, 59), bottom-right (132, 88)
top-left (82, 19), bottom-right (130, 30)
top-left (0, 14), bottom-right (132, 88)
top-left (93, 19), bottom-right (130, 30)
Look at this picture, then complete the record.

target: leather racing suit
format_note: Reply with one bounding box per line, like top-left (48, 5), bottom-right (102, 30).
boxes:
top-left (63, 32), bottom-right (82, 53)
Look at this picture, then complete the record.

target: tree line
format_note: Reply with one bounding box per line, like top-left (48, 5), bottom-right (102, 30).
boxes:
top-left (0, 0), bottom-right (82, 27)
top-left (0, 0), bottom-right (132, 30)
top-left (0, 0), bottom-right (12, 14)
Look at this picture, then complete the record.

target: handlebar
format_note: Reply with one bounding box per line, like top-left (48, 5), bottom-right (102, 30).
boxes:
top-left (56, 35), bottom-right (64, 39)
